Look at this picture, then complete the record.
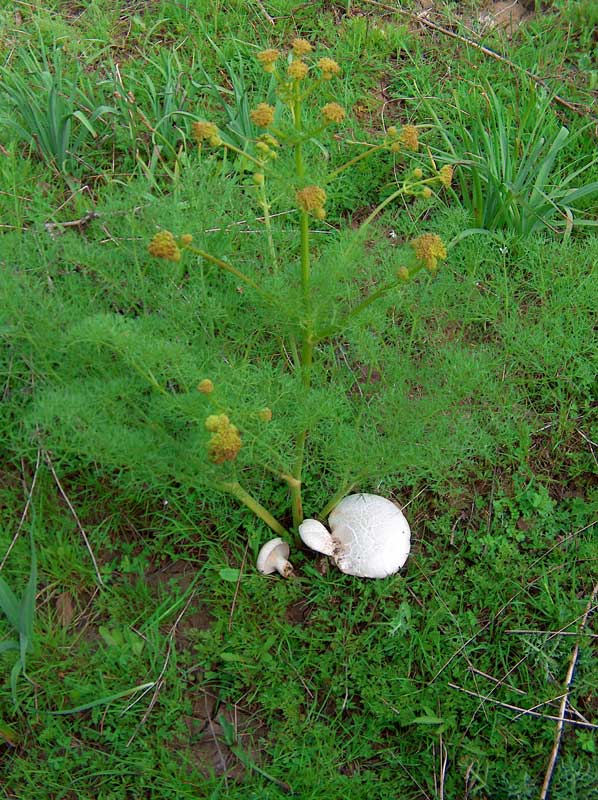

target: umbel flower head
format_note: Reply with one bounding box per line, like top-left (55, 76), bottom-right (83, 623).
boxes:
top-left (438, 165), bottom-right (453, 188)
top-left (205, 414), bottom-right (242, 464)
top-left (321, 103), bottom-right (346, 123)
top-left (257, 49), bottom-right (280, 72)
top-left (288, 59), bottom-right (309, 80)
top-left (318, 57), bottom-right (341, 80)
top-left (197, 379), bottom-right (214, 394)
top-left (296, 185), bottom-right (327, 218)
top-left (148, 231), bottom-right (181, 262)
top-left (399, 125), bottom-right (419, 152)
top-left (192, 121), bottom-right (222, 146)
top-left (292, 38), bottom-right (312, 56)
top-left (410, 234), bottom-right (447, 272)
top-left (250, 103), bottom-right (275, 128)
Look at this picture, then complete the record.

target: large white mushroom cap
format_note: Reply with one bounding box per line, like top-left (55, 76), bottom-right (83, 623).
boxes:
top-left (299, 493), bottom-right (410, 579)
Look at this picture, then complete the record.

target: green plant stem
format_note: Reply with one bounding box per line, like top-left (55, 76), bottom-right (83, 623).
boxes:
top-left (316, 263), bottom-right (428, 341)
top-left (257, 181), bottom-right (279, 271)
top-left (221, 140), bottom-right (265, 169)
top-left (361, 185), bottom-right (408, 228)
top-left (290, 83), bottom-right (314, 529)
top-left (327, 143), bottom-right (385, 182)
top-left (316, 282), bottom-right (399, 342)
top-left (186, 245), bottom-right (274, 303)
top-left (219, 481), bottom-right (289, 537)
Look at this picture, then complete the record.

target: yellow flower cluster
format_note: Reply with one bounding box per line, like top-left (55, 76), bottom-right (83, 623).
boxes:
top-left (148, 231), bottom-right (181, 262)
top-left (256, 44), bottom-right (340, 85)
top-left (205, 414), bottom-right (242, 464)
top-left (292, 38), bottom-right (312, 56)
top-left (197, 379), bottom-right (214, 394)
top-left (410, 234), bottom-right (447, 272)
top-left (321, 102), bottom-right (346, 123)
top-left (257, 49), bottom-right (280, 73)
top-left (318, 57), bottom-right (341, 79)
top-left (296, 185), bottom-right (327, 219)
top-left (399, 125), bottom-right (419, 152)
top-left (250, 103), bottom-right (275, 128)
top-left (288, 59), bottom-right (309, 80)
top-left (192, 121), bottom-right (222, 146)
top-left (438, 165), bottom-right (453, 188)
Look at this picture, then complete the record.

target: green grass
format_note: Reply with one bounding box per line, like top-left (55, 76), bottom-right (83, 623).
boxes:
top-left (1, 2), bottom-right (597, 798)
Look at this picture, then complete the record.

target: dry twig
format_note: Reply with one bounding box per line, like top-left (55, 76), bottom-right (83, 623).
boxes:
top-left (539, 581), bottom-right (598, 800)
top-left (44, 451), bottom-right (105, 587)
top-left (228, 538), bottom-right (250, 633)
top-left (448, 683), bottom-right (598, 730)
top-left (126, 586), bottom-right (198, 746)
top-left (0, 449), bottom-right (42, 570)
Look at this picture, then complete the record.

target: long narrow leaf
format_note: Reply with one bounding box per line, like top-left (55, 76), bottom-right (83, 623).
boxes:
top-left (0, 578), bottom-right (21, 630)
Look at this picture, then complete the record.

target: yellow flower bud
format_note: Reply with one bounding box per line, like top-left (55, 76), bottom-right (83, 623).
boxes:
top-left (413, 168), bottom-right (423, 179)
top-left (205, 414), bottom-right (226, 432)
top-left (387, 126), bottom-right (398, 138)
top-left (148, 231), bottom-right (181, 262)
top-left (422, 187), bottom-right (433, 198)
top-left (397, 266), bottom-right (410, 281)
top-left (258, 407), bottom-right (272, 422)
top-left (250, 103), bottom-right (275, 128)
top-left (253, 172), bottom-right (265, 186)
top-left (180, 233), bottom-right (193, 245)
top-left (260, 134), bottom-right (279, 149)
top-left (198, 379), bottom-right (214, 394)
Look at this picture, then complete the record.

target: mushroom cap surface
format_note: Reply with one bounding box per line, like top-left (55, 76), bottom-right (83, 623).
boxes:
top-left (328, 493), bottom-right (410, 578)
top-left (257, 537), bottom-right (290, 574)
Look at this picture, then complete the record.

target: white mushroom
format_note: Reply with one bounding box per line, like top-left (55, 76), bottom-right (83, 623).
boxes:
top-left (257, 538), bottom-right (293, 578)
top-left (299, 493), bottom-right (410, 579)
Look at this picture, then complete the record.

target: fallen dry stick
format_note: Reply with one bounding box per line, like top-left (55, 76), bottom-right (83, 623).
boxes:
top-left (539, 580), bottom-right (598, 800)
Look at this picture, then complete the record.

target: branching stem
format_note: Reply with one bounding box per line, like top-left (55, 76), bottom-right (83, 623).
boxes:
top-left (220, 481), bottom-right (289, 537)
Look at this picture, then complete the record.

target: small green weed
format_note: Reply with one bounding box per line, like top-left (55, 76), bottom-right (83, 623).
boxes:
top-left (1, 47), bottom-right (113, 179)
top-left (0, 532), bottom-right (37, 705)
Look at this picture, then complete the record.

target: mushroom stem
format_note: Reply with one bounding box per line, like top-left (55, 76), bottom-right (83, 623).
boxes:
top-left (272, 556), bottom-right (294, 578)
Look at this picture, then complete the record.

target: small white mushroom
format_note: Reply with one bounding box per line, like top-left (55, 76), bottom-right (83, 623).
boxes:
top-left (257, 538), bottom-right (293, 578)
top-left (299, 493), bottom-right (410, 579)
